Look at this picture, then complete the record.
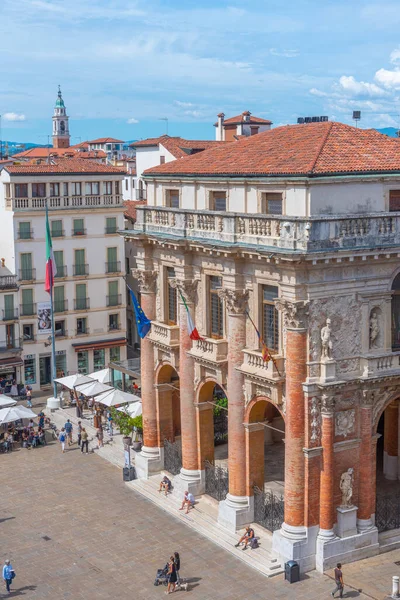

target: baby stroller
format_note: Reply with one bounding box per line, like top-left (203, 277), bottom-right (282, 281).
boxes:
top-left (154, 563), bottom-right (169, 587)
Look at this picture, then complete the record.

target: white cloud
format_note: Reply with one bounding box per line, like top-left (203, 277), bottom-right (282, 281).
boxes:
top-left (390, 48), bottom-right (400, 64)
top-left (174, 100), bottom-right (195, 108)
top-left (269, 48), bottom-right (299, 58)
top-left (127, 118), bottom-right (139, 124)
top-left (336, 75), bottom-right (387, 98)
top-left (184, 110), bottom-right (201, 118)
top-left (375, 68), bottom-right (400, 89)
top-left (309, 88), bottom-right (329, 97)
top-left (3, 112), bottom-right (25, 121)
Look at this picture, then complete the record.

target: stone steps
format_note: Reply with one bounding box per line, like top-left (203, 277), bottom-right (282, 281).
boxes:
top-left (128, 475), bottom-right (284, 578)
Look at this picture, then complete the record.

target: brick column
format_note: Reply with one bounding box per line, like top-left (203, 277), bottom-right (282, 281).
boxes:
top-left (384, 401), bottom-right (398, 480)
top-left (217, 289), bottom-right (252, 532)
top-left (357, 393), bottom-right (375, 532)
top-left (318, 395), bottom-right (335, 539)
top-left (131, 269), bottom-right (161, 479)
top-left (304, 394), bottom-right (322, 531)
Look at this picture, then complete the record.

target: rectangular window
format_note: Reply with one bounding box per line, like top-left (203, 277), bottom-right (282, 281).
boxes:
top-left (55, 320), bottom-right (66, 337)
top-left (56, 352), bottom-right (66, 377)
top-left (51, 220), bottom-right (63, 237)
top-left (54, 250), bottom-right (65, 277)
top-left (106, 217), bottom-right (117, 234)
top-left (107, 247), bottom-right (118, 272)
top-left (50, 182), bottom-right (60, 196)
top-left (71, 182), bottom-right (81, 196)
top-left (211, 192), bottom-right (226, 212)
top-left (63, 182), bottom-right (68, 196)
top-left (210, 276), bottom-right (223, 338)
top-left (21, 288), bottom-right (34, 315)
top-left (18, 221), bottom-right (31, 240)
top-left (166, 267), bottom-right (177, 325)
top-left (85, 182), bottom-right (100, 195)
top-left (103, 181), bottom-right (113, 195)
top-left (73, 218), bottom-right (85, 236)
top-left (24, 357), bottom-right (36, 384)
top-left (166, 189), bottom-right (180, 208)
top-left (77, 350), bottom-right (89, 374)
top-left (109, 313), bottom-right (119, 330)
top-left (54, 286), bottom-right (65, 313)
top-left (23, 324), bottom-right (34, 341)
top-left (389, 190), bottom-right (400, 212)
top-left (4, 295), bottom-right (15, 320)
top-left (32, 183), bottom-right (46, 198)
top-left (77, 317), bottom-right (87, 335)
top-left (160, 155), bottom-right (165, 164)
top-left (261, 192), bottom-right (283, 215)
top-left (108, 280), bottom-right (119, 306)
top-left (110, 346), bottom-right (120, 363)
top-left (125, 179), bottom-right (128, 191)
top-left (94, 348), bottom-right (105, 370)
top-left (74, 249), bottom-right (86, 276)
top-left (75, 283), bottom-right (87, 310)
top-left (15, 183), bottom-right (28, 198)
top-left (20, 253), bottom-right (33, 280)
top-left (262, 285), bottom-right (279, 352)
top-left (6, 324), bottom-right (15, 348)
top-left (115, 181), bottom-right (120, 195)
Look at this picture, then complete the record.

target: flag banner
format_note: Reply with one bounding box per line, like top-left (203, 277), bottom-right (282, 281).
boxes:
top-left (130, 290), bottom-right (151, 338)
top-left (37, 302), bottom-right (52, 335)
top-left (45, 204), bottom-right (57, 294)
top-left (178, 289), bottom-right (203, 341)
top-left (245, 310), bottom-right (281, 376)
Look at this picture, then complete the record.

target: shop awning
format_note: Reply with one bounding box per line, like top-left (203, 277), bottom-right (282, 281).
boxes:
top-left (72, 337), bottom-right (127, 352)
top-left (0, 357), bottom-right (24, 369)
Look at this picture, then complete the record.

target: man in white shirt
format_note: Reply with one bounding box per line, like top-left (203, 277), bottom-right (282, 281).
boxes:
top-left (179, 491), bottom-right (195, 514)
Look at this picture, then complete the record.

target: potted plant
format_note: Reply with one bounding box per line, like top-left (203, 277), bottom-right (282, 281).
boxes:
top-left (110, 407), bottom-right (135, 446)
top-left (131, 415), bottom-right (143, 452)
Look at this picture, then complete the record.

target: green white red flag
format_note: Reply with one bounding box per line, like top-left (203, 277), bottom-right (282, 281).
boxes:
top-left (44, 204), bottom-right (57, 294)
top-left (178, 289), bottom-right (203, 341)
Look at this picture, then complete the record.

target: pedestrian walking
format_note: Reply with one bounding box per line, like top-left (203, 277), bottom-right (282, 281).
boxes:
top-left (166, 556), bottom-right (177, 595)
top-left (26, 387), bottom-right (32, 408)
top-left (81, 428), bottom-right (89, 454)
top-left (77, 421), bottom-right (82, 447)
top-left (331, 563), bottom-right (344, 598)
top-left (38, 411), bottom-right (45, 429)
top-left (59, 428), bottom-right (66, 453)
top-left (174, 552), bottom-right (181, 584)
top-left (96, 427), bottom-right (104, 448)
top-left (2, 559), bottom-right (15, 594)
top-left (64, 419), bottom-right (73, 446)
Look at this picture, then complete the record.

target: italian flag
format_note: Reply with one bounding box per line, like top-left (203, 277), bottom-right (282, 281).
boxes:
top-left (179, 290), bottom-right (203, 341)
top-left (44, 205), bottom-right (57, 294)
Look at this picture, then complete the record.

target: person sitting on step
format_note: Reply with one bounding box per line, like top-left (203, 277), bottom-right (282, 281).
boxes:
top-left (235, 526), bottom-right (255, 550)
top-left (158, 475), bottom-right (172, 496)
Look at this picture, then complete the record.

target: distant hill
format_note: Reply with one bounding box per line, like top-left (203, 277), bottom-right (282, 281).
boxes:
top-left (1, 141), bottom-right (50, 157)
top-left (376, 128), bottom-right (399, 138)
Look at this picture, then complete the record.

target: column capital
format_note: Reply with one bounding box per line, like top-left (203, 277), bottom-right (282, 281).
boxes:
top-left (131, 269), bottom-right (157, 293)
top-left (360, 388), bottom-right (375, 408)
top-left (218, 289), bottom-right (249, 315)
top-left (171, 279), bottom-right (199, 304)
top-left (275, 299), bottom-right (309, 330)
top-left (321, 393), bottom-right (335, 416)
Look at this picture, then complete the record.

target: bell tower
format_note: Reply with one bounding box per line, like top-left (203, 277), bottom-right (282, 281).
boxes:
top-left (52, 86), bottom-right (70, 148)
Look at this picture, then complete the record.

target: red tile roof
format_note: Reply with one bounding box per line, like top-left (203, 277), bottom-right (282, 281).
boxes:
top-left (131, 135), bottom-right (226, 159)
top-left (144, 122), bottom-right (400, 178)
top-left (12, 146), bottom-right (107, 160)
top-left (88, 137), bottom-right (124, 144)
top-left (5, 158), bottom-right (123, 175)
top-left (217, 112), bottom-right (272, 126)
top-left (124, 200), bottom-right (146, 221)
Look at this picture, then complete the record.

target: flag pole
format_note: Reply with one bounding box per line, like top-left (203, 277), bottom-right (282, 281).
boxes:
top-left (46, 202), bottom-right (58, 399)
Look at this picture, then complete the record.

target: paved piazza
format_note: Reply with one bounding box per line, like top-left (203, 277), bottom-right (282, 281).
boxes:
top-left (0, 436), bottom-right (398, 600)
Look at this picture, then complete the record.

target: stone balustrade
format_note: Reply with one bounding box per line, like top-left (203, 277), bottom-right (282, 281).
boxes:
top-left (134, 206), bottom-right (400, 253)
top-left (148, 321), bottom-right (180, 347)
top-left (241, 349), bottom-right (285, 380)
top-left (188, 337), bottom-right (228, 363)
top-left (8, 195), bottom-right (123, 211)
top-left (361, 351), bottom-right (400, 376)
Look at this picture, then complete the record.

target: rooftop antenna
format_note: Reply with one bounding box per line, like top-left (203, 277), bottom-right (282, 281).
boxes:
top-left (158, 117), bottom-right (168, 135)
top-left (352, 110), bottom-right (361, 128)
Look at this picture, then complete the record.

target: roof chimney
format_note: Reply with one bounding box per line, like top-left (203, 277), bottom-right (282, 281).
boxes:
top-left (217, 112), bottom-right (225, 141)
top-left (1, 258), bottom-right (5, 267)
top-left (242, 111), bottom-right (251, 123)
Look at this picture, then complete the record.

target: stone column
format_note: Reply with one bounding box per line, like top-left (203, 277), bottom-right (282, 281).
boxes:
top-left (357, 392), bottom-right (375, 532)
top-left (384, 401), bottom-right (398, 481)
top-left (132, 269), bottom-right (162, 479)
top-left (318, 395), bottom-right (336, 540)
top-left (272, 301), bottom-right (313, 570)
top-left (173, 280), bottom-right (204, 495)
top-left (217, 289), bottom-right (252, 532)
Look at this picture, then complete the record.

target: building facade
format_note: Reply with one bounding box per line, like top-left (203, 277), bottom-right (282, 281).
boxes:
top-left (214, 111), bottom-right (272, 141)
top-left (126, 121), bottom-right (400, 572)
top-left (0, 159), bottom-right (127, 390)
top-left (0, 260), bottom-right (22, 382)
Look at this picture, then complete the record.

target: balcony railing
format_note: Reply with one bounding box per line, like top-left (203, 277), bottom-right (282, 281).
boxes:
top-left (240, 349), bottom-right (285, 380)
top-left (19, 268), bottom-right (36, 281)
top-left (55, 329), bottom-right (68, 338)
top-left (136, 189), bottom-right (147, 200)
top-left (189, 337), bottom-right (228, 363)
top-left (2, 309), bottom-right (18, 321)
top-left (51, 229), bottom-right (65, 238)
top-left (106, 261), bottom-right (121, 274)
top-left (54, 299), bottom-right (68, 313)
top-left (105, 225), bottom-right (118, 234)
top-left (73, 264), bottom-right (89, 276)
top-left (107, 294), bottom-right (122, 307)
top-left (55, 265), bottom-right (67, 278)
top-left (148, 322), bottom-right (180, 347)
top-left (76, 327), bottom-right (89, 336)
top-left (18, 229), bottom-right (33, 240)
top-left (108, 323), bottom-right (120, 331)
top-left (72, 229), bottom-right (87, 237)
top-left (0, 275), bottom-right (17, 290)
top-left (74, 298), bottom-right (90, 311)
top-left (0, 337), bottom-right (22, 352)
top-left (134, 206), bottom-right (400, 253)
top-left (9, 195), bottom-right (123, 211)
top-left (20, 303), bottom-right (36, 317)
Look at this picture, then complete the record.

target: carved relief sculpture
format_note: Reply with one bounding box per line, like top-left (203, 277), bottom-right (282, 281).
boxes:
top-left (218, 289), bottom-right (249, 314)
top-left (340, 468), bottom-right (354, 508)
top-left (369, 311), bottom-right (379, 349)
top-left (321, 318), bottom-right (333, 360)
top-left (335, 409), bottom-right (355, 438)
top-left (275, 299), bottom-right (309, 329)
top-left (310, 397), bottom-right (321, 443)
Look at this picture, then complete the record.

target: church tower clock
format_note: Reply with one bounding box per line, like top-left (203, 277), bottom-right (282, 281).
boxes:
top-left (52, 86), bottom-right (70, 148)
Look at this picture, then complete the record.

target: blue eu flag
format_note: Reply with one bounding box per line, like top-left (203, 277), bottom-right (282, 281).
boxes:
top-left (130, 290), bottom-right (151, 338)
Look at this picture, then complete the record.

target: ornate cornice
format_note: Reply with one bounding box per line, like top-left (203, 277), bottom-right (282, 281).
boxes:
top-left (131, 269), bottom-right (157, 293)
top-left (218, 289), bottom-right (249, 315)
top-left (275, 299), bottom-right (309, 330)
top-left (171, 279), bottom-right (199, 304)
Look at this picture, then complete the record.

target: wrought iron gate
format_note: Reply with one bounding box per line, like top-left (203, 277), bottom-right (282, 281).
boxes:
top-left (163, 439), bottom-right (182, 476)
top-left (253, 486), bottom-right (284, 532)
top-left (205, 460), bottom-right (229, 501)
top-left (376, 493), bottom-right (400, 532)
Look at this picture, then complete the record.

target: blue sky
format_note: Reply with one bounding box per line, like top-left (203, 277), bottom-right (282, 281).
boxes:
top-left (2, 0), bottom-right (400, 143)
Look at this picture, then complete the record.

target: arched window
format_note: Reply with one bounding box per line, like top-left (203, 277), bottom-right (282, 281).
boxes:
top-left (392, 273), bottom-right (400, 349)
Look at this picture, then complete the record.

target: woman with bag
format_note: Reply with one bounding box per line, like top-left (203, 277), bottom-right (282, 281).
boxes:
top-left (166, 556), bottom-right (177, 595)
top-left (2, 559), bottom-right (15, 593)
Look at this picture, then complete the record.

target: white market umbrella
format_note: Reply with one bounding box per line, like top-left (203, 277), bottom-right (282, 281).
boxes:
top-left (0, 405), bottom-right (37, 424)
top-left (0, 396), bottom-right (17, 408)
top-left (88, 368), bottom-right (112, 384)
top-left (54, 374), bottom-right (93, 390)
top-left (75, 380), bottom-right (113, 398)
top-left (95, 388), bottom-right (141, 408)
top-left (116, 401), bottom-right (142, 418)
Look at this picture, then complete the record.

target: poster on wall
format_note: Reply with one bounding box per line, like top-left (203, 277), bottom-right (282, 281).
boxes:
top-left (37, 302), bottom-right (52, 335)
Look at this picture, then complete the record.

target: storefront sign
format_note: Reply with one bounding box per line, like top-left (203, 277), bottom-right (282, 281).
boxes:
top-left (37, 302), bottom-right (52, 335)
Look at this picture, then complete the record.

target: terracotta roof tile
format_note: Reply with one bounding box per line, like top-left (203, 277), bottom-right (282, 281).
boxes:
top-left (143, 122), bottom-right (400, 178)
top-left (5, 158), bottom-right (123, 175)
top-left (87, 137), bottom-right (124, 144)
top-left (220, 112), bottom-right (272, 126)
top-left (124, 200), bottom-right (146, 221)
top-left (131, 135), bottom-right (227, 158)
top-left (12, 146), bottom-right (107, 160)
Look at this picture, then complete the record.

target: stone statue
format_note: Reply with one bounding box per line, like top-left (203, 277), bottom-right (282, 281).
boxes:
top-left (369, 312), bottom-right (379, 349)
top-left (321, 318), bottom-right (333, 360)
top-left (339, 468), bottom-right (354, 507)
